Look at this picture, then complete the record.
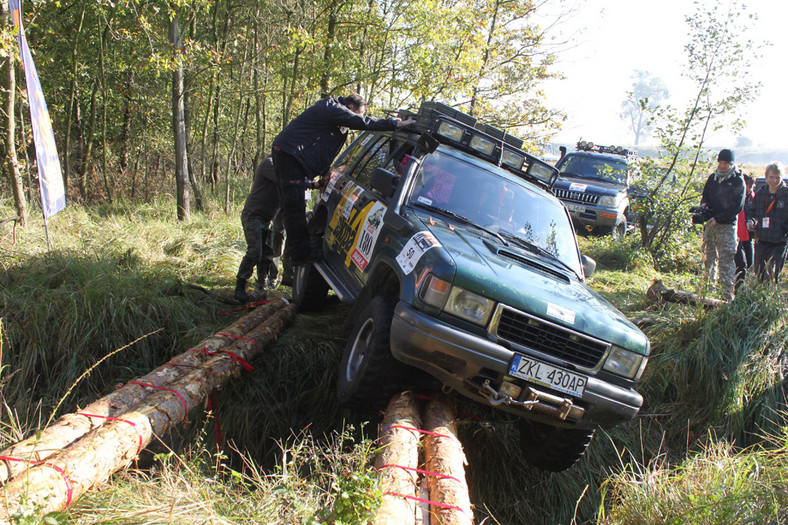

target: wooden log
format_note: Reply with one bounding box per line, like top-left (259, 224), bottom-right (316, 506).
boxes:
top-left (0, 303), bottom-right (296, 521)
top-left (415, 478), bottom-right (431, 525)
top-left (0, 298), bottom-right (287, 485)
top-left (374, 392), bottom-right (422, 525)
top-left (647, 279), bottom-right (725, 307)
top-left (423, 398), bottom-right (473, 525)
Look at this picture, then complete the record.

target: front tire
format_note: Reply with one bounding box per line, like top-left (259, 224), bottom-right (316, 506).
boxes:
top-left (611, 218), bottom-right (627, 240)
top-left (337, 296), bottom-right (405, 411)
top-left (518, 419), bottom-right (595, 472)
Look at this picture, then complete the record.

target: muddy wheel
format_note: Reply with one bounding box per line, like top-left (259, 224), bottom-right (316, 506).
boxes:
top-left (336, 296), bottom-right (405, 411)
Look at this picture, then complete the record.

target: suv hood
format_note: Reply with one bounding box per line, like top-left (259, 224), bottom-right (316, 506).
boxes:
top-left (554, 175), bottom-right (625, 197)
top-left (420, 216), bottom-right (648, 354)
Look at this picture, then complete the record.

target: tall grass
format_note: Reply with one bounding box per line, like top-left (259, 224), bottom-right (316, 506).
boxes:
top-left (3, 196), bottom-right (788, 524)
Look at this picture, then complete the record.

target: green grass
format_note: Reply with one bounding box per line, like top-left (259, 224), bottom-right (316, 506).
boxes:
top-left (2, 197), bottom-right (787, 524)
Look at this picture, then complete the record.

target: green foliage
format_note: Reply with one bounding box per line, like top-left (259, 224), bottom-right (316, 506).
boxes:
top-left (633, 0), bottom-right (763, 257)
top-left (601, 436), bottom-right (788, 525)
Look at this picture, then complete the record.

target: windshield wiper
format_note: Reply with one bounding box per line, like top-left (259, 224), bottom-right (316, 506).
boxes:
top-left (411, 202), bottom-right (508, 246)
top-left (497, 231), bottom-right (577, 277)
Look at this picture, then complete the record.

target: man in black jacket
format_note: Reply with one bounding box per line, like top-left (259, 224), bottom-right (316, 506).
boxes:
top-left (699, 148), bottom-right (745, 300)
top-left (746, 162), bottom-right (788, 283)
top-left (271, 94), bottom-right (415, 266)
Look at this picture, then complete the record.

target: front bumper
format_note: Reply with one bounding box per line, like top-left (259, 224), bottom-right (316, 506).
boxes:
top-left (562, 201), bottom-right (624, 231)
top-left (390, 301), bottom-right (643, 429)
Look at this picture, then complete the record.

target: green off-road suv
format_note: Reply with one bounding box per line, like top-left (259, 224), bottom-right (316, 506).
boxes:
top-left (293, 102), bottom-right (649, 471)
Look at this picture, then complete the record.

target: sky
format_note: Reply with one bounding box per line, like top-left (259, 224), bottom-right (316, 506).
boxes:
top-left (536, 0), bottom-right (787, 151)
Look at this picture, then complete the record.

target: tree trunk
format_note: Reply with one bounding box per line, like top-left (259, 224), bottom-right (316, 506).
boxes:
top-left (119, 69), bottom-right (133, 194)
top-left (0, 302), bottom-right (297, 520)
top-left (63, 2), bottom-right (87, 197)
top-left (0, 299), bottom-right (288, 485)
top-left (1, 4), bottom-right (27, 227)
top-left (423, 398), bottom-right (473, 525)
top-left (223, 36), bottom-right (250, 214)
top-left (170, 15), bottom-right (190, 221)
top-left (78, 79), bottom-right (99, 200)
top-left (374, 392), bottom-right (422, 525)
top-left (98, 22), bottom-right (112, 203)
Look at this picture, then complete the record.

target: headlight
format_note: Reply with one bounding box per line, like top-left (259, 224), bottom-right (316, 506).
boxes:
top-left (603, 346), bottom-right (648, 380)
top-left (419, 275), bottom-right (494, 326)
top-left (599, 194), bottom-right (624, 208)
top-left (445, 286), bottom-right (495, 326)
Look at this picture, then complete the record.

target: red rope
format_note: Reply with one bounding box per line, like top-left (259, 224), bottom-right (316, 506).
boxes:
top-left (377, 463), bottom-right (463, 485)
top-left (383, 491), bottom-right (468, 515)
top-left (127, 381), bottom-right (188, 419)
top-left (216, 332), bottom-right (258, 352)
top-left (217, 298), bottom-right (274, 315)
top-left (75, 413), bottom-right (143, 454)
top-left (207, 391), bottom-right (222, 451)
top-left (196, 347), bottom-right (255, 372)
top-left (381, 424), bottom-right (453, 440)
top-left (0, 456), bottom-right (74, 506)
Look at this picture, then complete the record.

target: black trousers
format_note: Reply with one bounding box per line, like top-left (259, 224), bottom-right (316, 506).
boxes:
top-left (236, 176), bottom-right (280, 283)
top-left (734, 239), bottom-right (753, 286)
top-left (753, 239), bottom-right (788, 284)
top-left (272, 149), bottom-right (311, 261)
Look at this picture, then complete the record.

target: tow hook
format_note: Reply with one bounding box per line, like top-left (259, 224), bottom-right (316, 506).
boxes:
top-left (481, 380), bottom-right (578, 421)
top-left (482, 380), bottom-right (538, 409)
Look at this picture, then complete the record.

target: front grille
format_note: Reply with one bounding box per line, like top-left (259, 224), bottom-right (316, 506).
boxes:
top-left (553, 189), bottom-right (599, 204)
top-left (494, 306), bottom-right (609, 369)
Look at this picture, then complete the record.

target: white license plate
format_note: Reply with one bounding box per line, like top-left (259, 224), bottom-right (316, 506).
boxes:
top-left (509, 354), bottom-right (587, 397)
top-left (565, 203), bottom-right (585, 213)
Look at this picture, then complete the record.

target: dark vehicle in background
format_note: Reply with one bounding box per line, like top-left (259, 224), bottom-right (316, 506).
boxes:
top-left (293, 103), bottom-right (650, 471)
top-left (553, 142), bottom-right (636, 239)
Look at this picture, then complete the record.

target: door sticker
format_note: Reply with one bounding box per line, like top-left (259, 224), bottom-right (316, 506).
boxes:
top-left (396, 231), bottom-right (441, 274)
top-left (349, 202), bottom-right (387, 271)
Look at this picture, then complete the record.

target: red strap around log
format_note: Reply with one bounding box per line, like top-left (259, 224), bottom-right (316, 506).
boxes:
top-left (75, 413), bottom-right (143, 454)
top-left (127, 381), bottom-right (189, 419)
top-left (0, 456), bottom-right (74, 506)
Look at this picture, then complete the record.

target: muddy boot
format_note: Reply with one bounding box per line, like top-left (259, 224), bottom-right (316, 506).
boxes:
top-left (234, 278), bottom-right (252, 303)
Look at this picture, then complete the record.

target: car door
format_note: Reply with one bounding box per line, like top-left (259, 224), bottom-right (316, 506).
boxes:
top-left (323, 132), bottom-right (414, 295)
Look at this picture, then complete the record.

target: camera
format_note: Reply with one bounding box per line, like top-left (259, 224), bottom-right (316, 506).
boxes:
top-left (689, 205), bottom-right (714, 224)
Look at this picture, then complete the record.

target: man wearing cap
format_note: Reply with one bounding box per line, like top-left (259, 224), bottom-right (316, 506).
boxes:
top-left (271, 94), bottom-right (415, 266)
top-left (698, 148), bottom-right (745, 300)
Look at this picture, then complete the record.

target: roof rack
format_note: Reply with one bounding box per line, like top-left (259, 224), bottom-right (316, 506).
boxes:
top-left (397, 101), bottom-right (558, 189)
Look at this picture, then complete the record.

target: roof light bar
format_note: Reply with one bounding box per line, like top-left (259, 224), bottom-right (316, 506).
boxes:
top-left (576, 140), bottom-right (631, 157)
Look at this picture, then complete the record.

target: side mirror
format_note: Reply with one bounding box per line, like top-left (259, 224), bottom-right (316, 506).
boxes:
top-left (581, 254), bottom-right (596, 279)
top-left (370, 168), bottom-right (398, 199)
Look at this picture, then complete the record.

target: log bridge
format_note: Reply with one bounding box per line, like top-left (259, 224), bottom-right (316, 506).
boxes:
top-left (0, 298), bottom-right (296, 523)
top-left (375, 392), bottom-right (474, 525)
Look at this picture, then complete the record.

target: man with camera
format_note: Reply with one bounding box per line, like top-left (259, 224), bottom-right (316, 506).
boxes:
top-left (746, 162), bottom-right (788, 283)
top-left (697, 149), bottom-right (745, 300)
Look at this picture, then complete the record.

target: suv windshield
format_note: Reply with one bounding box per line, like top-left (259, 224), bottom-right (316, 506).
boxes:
top-left (559, 155), bottom-right (627, 185)
top-left (407, 150), bottom-right (582, 275)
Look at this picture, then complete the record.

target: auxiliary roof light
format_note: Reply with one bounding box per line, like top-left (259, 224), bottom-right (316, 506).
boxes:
top-left (529, 162), bottom-right (555, 182)
top-left (469, 134), bottom-right (496, 156)
top-left (436, 120), bottom-right (465, 142)
top-left (502, 149), bottom-right (525, 170)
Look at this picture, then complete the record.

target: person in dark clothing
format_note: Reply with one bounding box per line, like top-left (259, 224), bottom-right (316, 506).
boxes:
top-left (271, 94), bottom-right (415, 266)
top-left (699, 148), bottom-right (745, 301)
top-left (234, 156), bottom-right (280, 302)
top-left (746, 162), bottom-right (788, 284)
top-left (734, 173), bottom-right (755, 291)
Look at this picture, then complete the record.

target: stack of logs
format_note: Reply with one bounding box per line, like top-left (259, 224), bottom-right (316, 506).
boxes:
top-left (0, 298), bottom-right (296, 522)
top-left (375, 392), bottom-right (474, 525)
